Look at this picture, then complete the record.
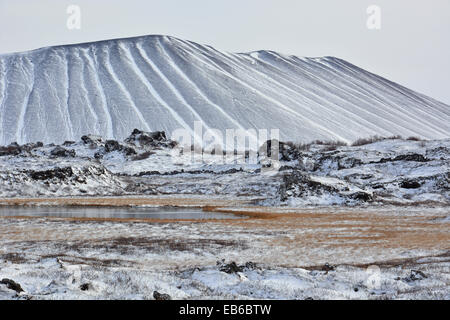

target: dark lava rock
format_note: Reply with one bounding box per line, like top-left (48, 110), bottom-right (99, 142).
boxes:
top-left (94, 152), bottom-right (104, 160)
top-left (50, 146), bottom-right (76, 158)
top-left (403, 270), bottom-right (427, 282)
top-left (1, 278), bottom-right (24, 293)
top-left (337, 157), bottom-right (363, 170)
top-left (104, 140), bottom-right (136, 155)
top-left (94, 139), bottom-right (136, 157)
top-left (400, 180), bottom-right (421, 189)
top-left (131, 129), bottom-right (166, 141)
top-left (243, 262), bottom-right (258, 270)
top-left (394, 154), bottom-right (429, 162)
top-left (436, 173), bottom-right (450, 191)
top-left (105, 140), bottom-right (122, 153)
top-left (153, 291), bottom-right (171, 300)
top-left (150, 131), bottom-right (167, 141)
top-left (217, 261), bottom-right (257, 274)
top-left (280, 171), bottom-right (339, 201)
top-left (79, 283), bottom-right (91, 291)
top-left (122, 146), bottom-right (137, 156)
top-left (63, 141), bottom-right (76, 146)
top-left (280, 142), bottom-right (302, 161)
top-left (29, 167), bottom-right (74, 180)
top-left (349, 192), bottom-right (373, 202)
top-left (125, 129), bottom-right (175, 149)
top-left (258, 140), bottom-right (302, 161)
top-left (378, 153), bottom-right (429, 164)
top-left (0, 141), bottom-right (44, 156)
top-left (131, 151), bottom-right (155, 161)
top-left (0, 144), bottom-right (21, 157)
top-left (219, 261), bottom-right (244, 274)
top-left (131, 128), bottom-right (143, 135)
top-left (81, 135), bottom-right (104, 146)
top-left (21, 142), bottom-right (44, 152)
top-left (321, 263), bottom-right (335, 272)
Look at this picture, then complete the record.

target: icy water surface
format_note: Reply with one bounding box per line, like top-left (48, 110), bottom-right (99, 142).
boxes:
top-left (0, 206), bottom-right (243, 220)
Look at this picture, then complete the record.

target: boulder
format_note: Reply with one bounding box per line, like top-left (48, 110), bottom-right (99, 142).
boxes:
top-left (349, 192), bottom-right (373, 202)
top-left (216, 260), bottom-right (257, 274)
top-left (377, 153), bottom-right (429, 164)
top-left (125, 129), bottom-right (174, 149)
top-left (104, 140), bottom-right (122, 153)
top-left (403, 270), bottom-right (427, 282)
top-left (259, 139), bottom-right (302, 161)
top-left (400, 180), bottom-right (421, 189)
top-left (79, 283), bottom-right (91, 291)
top-left (21, 142), bottom-right (44, 152)
top-left (321, 263), bottom-right (335, 272)
top-left (81, 135), bottom-right (104, 146)
top-left (0, 278), bottom-right (23, 293)
top-left (29, 167), bottom-right (74, 181)
top-left (153, 291), bottom-right (171, 300)
top-left (219, 261), bottom-right (244, 274)
top-left (122, 146), bottom-right (137, 156)
top-left (280, 171), bottom-right (339, 201)
top-left (50, 146), bottom-right (76, 158)
top-left (0, 144), bottom-right (21, 157)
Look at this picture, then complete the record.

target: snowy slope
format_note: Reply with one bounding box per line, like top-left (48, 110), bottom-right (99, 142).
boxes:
top-left (0, 34), bottom-right (448, 145)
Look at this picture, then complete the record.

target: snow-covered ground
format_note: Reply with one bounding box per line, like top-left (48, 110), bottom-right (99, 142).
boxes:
top-left (0, 206), bottom-right (448, 300)
top-left (0, 131), bottom-right (448, 300)
top-left (1, 256), bottom-right (448, 300)
top-left (0, 131), bottom-right (448, 206)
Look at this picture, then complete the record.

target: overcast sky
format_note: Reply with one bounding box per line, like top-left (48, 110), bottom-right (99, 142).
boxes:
top-left (1, 0), bottom-right (449, 104)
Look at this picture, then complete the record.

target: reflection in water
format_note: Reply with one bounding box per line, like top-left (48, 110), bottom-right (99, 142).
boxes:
top-left (0, 206), bottom-right (243, 220)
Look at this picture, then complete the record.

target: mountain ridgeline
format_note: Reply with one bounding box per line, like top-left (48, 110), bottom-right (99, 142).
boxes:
top-left (0, 35), bottom-right (448, 145)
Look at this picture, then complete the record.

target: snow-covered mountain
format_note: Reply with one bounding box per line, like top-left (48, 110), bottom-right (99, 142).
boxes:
top-left (0, 35), bottom-right (448, 145)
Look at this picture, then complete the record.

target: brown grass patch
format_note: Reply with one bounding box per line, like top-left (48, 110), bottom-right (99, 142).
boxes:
top-left (1, 252), bottom-right (28, 264)
top-left (0, 197), bottom-right (250, 208)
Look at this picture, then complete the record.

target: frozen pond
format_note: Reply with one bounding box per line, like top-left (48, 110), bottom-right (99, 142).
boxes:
top-left (0, 206), bottom-right (244, 220)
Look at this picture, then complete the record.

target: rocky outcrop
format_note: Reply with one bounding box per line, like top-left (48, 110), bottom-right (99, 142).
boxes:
top-left (217, 260), bottom-right (258, 274)
top-left (400, 180), bottom-right (422, 189)
top-left (0, 142), bottom-right (43, 157)
top-left (125, 129), bottom-right (177, 149)
top-left (0, 144), bottom-right (21, 157)
top-left (153, 291), bottom-right (171, 300)
top-left (280, 171), bottom-right (340, 202)
top-left (376, 153), bottom-right (429, 164)
top-left (0, 279), bottom-right (23, 293)
top-left (81, 135), bottom-right (104, 146)
top-left (29, 167), bottom-right (74, 181)
top-left (50, 146), bottom-right (76, 158)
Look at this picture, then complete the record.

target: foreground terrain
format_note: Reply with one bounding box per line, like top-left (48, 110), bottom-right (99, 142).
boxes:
top-left (0, 203), bottom-right (448, 299)
top-left (0, 131), bottom-right (448, 299)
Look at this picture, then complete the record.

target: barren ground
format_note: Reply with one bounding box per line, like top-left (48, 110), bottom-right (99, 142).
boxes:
top-left (0, 197), bottom-right (448, 299)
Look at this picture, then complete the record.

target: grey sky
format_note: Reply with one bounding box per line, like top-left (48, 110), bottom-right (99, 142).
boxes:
top-left (1, 0), bottom-right (449, 104)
